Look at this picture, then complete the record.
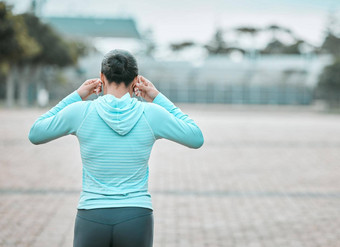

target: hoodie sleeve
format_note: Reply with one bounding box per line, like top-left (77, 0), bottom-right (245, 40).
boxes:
top-left (144, 93), bottom-right (204, 149)
top-left (28, 91), bottom-right (85, 145)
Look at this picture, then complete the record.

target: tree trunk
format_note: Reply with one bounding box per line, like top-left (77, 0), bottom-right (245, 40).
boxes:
top-left (18, 65), bottom-right (31, 107)
top-left (33, 65), bottom-right (43, 105)
top-left (6, 65), bottom-right (17, 108)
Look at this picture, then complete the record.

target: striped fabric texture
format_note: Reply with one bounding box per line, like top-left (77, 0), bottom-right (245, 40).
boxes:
top-left (29, 91), bottom-right (204, 210)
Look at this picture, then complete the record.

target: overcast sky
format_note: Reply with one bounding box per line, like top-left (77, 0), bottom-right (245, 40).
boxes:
top-left (6, 0), bottom-right (340, 47)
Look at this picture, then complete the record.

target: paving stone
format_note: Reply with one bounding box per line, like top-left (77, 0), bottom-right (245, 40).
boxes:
top-left (0, 107), bottom-right (340, 246)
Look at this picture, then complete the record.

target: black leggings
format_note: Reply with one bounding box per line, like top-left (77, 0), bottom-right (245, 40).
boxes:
top-left (73, 207), bottom-right (153, 247)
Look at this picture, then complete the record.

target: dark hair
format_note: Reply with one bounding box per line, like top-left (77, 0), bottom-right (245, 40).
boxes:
top-left (101, 49), bottom-right (138, 87)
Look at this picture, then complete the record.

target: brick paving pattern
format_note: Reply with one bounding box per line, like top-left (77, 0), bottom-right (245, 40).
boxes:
top-left (1, 106), bottom-right (340, 247)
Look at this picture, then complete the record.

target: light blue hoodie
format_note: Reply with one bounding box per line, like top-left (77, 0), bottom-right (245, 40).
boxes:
top-left (29, 91), bottom-right (204, 210)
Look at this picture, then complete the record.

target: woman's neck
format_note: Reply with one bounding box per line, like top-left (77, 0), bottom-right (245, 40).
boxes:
top-left (105, 82), bottom-right (131, 98)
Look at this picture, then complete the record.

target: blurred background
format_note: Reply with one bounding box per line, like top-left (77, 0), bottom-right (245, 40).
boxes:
top-left (1, 1), bottom-right (340, 247)
top-left (1, 0), bottom-right (340, 107)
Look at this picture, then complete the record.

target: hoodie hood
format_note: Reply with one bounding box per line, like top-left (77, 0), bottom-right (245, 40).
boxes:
top-left (94, 93), bottom-right (144, 135)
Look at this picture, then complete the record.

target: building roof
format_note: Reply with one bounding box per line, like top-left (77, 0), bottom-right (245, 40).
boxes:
top-left (44, 17), bottom-right (141, 39)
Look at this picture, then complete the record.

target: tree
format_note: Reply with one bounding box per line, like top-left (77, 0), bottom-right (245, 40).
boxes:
top-left (260, 24), bottom-right (303, 55)
top-left (315, 16), bottom-right (340, 108)
top-left (321, 32), bottom-right (340, 57)
top-left (140, 28), bottom-right (156, 57)
top-left (316, 59), bottom-right (340, 107)
top-left (204, 28), bottom-right (230, 55)
top-left (19, 13), bottom-right (81, 67)
top-left (261, 39), bottom-right (289, 54)
top-left (315, 13), bottom-right (340, 108)
top-left (15, 13), bottom-right (78, 106)
top-left (261, 39), bottom-right (307, 55)
top-left (266, 24), bottom-right (295, 41)
top-left (234, 26), bottom-right (260, 57)
top-left (0, 2), bottom-right (40, 107)
top-left (1, 1), bottom-right (87, 107)
top-left (170, 41), bottom-right (195, 52)
top-left (1, 7), bottom-right (87, 107)
top-left (0, 3), bottom-right (40, 62)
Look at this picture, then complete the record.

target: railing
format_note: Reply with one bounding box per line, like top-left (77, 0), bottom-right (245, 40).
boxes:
top-left (154, 81), bottom-right (313, 105)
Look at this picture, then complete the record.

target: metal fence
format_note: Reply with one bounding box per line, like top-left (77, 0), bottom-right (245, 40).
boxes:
top-left (154, 81), bottom-right (313, 105)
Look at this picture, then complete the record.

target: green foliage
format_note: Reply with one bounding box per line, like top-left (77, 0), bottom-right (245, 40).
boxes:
top-left (66, 40), bottom-right (88, 64)
top-left (19, 13), bottom-right (79, 67)
top-left (261, 39), bottom-right (304, 55)
top-left (321, 33), bottom-right (340, 57)
top-left (318, 59), bottom-right (340, 91)
top-left (204, 29), bottom-right (230, 55)
top-left (0, 2), bottom-right (40, 64)
top-left (170, 41), bottom-right (195, 52)
top-left (261, 39), bottom-right (285, 54)
top-left (0, 61), bottom-right (9, 76)
top-left (205, 24), bottom-right (299, 55)
top-left (317, 59), bottom-right (340, 106)
top-left (235, 26), bottom-right (260, 35)
top-left (0, 1), bottom-right (87, 69)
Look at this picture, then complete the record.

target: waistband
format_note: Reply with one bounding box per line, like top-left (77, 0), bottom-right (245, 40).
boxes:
top-left (77, 206), bottom-right (153, 226)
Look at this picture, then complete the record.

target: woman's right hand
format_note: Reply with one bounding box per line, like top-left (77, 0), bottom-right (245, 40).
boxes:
top-left (77, 78), bottom-right (102, 100)
top-left (134, 76), bottom-right (159, 102)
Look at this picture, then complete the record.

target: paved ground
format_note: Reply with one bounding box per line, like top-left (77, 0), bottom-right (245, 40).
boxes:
top-left (1, 105), bottom-right (340, 247)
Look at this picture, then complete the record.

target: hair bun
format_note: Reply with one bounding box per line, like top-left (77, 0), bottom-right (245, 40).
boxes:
top-left (111, 54), bottom-right (128, 75)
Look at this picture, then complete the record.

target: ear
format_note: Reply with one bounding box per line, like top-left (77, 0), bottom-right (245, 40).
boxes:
top-left (130, 76), bottom-right (138, 89)
top-left (100, 73), bottom-right (105, 86)
top-left (128, 76), bottom-right (138, 97)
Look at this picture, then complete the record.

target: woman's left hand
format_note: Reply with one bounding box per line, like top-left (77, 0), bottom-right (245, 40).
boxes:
top-left (77, 78), bottom-right (102, 100)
